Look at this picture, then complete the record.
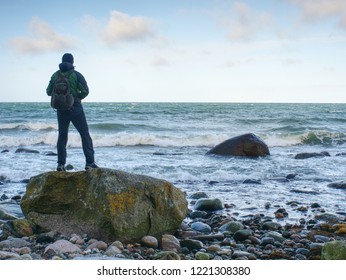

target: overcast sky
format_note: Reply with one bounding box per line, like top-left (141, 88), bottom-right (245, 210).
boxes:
top-left (1, 0), bottom-right (346, 103)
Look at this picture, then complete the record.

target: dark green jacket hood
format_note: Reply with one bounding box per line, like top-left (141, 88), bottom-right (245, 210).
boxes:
top-left (59, 62), bottom-right (74, 72)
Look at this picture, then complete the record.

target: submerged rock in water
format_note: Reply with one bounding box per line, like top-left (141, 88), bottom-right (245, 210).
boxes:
top-left (315, 213), bottom-right (340, 225)
top-left (206, 133), bottom-right (270, 157)
top-left (20, 168), bottom-right (188, 242)
top-left (15, 148), bottom-right (39, 154)
top-left (294, 151), bottom-right (330, 159)
top-left (327, 180), bottom-right (346, 189)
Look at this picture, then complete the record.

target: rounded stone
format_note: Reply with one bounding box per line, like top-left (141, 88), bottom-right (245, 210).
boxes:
top-left (315, 213), bottom-right (339, 225)
top-left (195, 251), bottom-right (210, 260)
top-left (161, 234), bottom-right (181, 251)
top-left (86, 240), bottom-right (108, 251)
top-left (233, 229), bottom-right (253, 242)
top-left (219, 221), bottom-right (244, 234)
top-left (180, 239), bottom-right (204, 251)
top-left (263, 231), bottom-right (285, 243)
top-left (194, 198), bottom-right (224, 211)
top-left (190, 192), bottom-right (209, 199)
top-left (191, 222), bottom-right (211, 234)
top-left (189, 210), bottom-right (208, 219)
top-left (44, 240), bottom-right (81, 255)
top-left (260, 237), bottom-right (275, 246)
top-left (262, 222), bottom-right (281, 231)
top-left (141, 236), bottom-right (158, 248)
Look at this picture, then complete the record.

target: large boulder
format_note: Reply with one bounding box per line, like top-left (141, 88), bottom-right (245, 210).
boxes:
top-left (321, 241), bottom-right (346, 260)
top-left (207, 133), bottom-right (270, 157)
top-left (20, 168), bottom-right (188, 242)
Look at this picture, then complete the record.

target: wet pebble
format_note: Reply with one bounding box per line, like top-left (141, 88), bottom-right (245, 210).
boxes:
top-left (141, 236), bottom-right (158, 248)
top-left (191, 222), bottom-right (211, 234)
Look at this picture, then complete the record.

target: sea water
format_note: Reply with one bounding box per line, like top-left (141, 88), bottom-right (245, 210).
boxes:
top-left (0, 102), bottom-right (346, 222)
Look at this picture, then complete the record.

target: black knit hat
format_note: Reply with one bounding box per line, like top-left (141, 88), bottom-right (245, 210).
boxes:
top-left (62, 53), bottom-right (74, 64)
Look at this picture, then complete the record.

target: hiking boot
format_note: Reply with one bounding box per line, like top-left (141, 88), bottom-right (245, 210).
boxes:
top-left (85, 162), bottom-right (99, 170)
top-left (57, 164), bottom-right (66, 171)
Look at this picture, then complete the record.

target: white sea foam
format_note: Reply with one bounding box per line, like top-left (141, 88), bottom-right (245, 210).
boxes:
top-left (92, 132), bottom-right (229, 147)
top-left (263, 134), bottom-right (302, 147)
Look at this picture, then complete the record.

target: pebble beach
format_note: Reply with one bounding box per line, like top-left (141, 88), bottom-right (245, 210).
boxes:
top-left (1, 188), bottom-right (345, 260)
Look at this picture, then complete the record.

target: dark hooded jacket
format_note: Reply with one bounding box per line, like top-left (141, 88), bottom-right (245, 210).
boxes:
top-left (46, 62), bottom-right (89, 100)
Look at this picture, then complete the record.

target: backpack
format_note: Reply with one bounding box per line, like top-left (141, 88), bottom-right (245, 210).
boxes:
top-left (50, 71), bottom-right (74, 110)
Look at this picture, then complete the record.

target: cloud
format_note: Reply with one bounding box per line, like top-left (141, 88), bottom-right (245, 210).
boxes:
top-left (9, 17), bottom-right (76, 55)
top-left (218, 1), bottom-right (272, 41)
top-left (290, 0), bottom-right (346, 30)
top-left (151, 56), bottom-right (170, 67)
top-left (282, 58), bottom-right (302, 66)
top-left (102, 11), bottom-right (154, 46)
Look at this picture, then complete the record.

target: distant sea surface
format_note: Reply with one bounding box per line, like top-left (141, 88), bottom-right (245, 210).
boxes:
top-left (1, 102), bottom-right (346, 222)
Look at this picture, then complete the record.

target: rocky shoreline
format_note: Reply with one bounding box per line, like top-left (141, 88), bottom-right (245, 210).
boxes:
top-left (1, 191), bottom-right (346, 260)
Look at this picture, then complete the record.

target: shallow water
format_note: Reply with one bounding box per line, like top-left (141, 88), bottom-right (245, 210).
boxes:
top-left (1, 102), bottom-right (346, 222)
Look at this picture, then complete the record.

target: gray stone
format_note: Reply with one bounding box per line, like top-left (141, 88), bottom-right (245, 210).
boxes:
top-left (189, 210), bottom-right (208, 219)
top-left (263, 231), bottom-right (285, 243)
top-left (315, 213), bottom-right (340, 225)
top-left (44, 240), bottom-right (82, 255)
top-left (295, 152), bottom-right (330, 159)
top-left (194, 198), bottom-right (224, 211)
top-left (105, 245), bottom-right (122, 256)
top-left (296, 248), bottom-right (310, 256)
top-left (233, 229), bottom-right (253, 242)
top-left (191, 222), bottom-right (211, 234)
top-left (0, 250), bottom-right (20, 260)
top-left (310, 243), bottom-right (323, 254)
top-left (260, 237), bottom-right (275, 246)
top-left (190, 192), bottom-right (209, 199)
top-left (262, 222), bottom-right (281, 231)
top-left (15, 148), bottom-right (39, 154)
top-left (232, 250), bottom-right (255, 259)
top-left (0, 238), bottom-right (30, 249)
top-left (219, 221), bottom-right (244, 233)
top-left (180, 239), bottom-right (204, 251)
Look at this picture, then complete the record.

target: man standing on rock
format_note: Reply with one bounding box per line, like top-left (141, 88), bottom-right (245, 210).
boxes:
top-left (46, 53), bottom-right (98, 171)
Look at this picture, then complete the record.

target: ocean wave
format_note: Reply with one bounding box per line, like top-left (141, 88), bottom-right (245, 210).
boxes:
top-left (300, 131), bottom-right (346, 145)
top-left (1, 129), bottom-right (346, 149)
top-left (264, 130), bottom-right (346, 147)
top-left (0, 132), bottom-right (229, 148)
top-left (0, 122), bottom-right (57, 132)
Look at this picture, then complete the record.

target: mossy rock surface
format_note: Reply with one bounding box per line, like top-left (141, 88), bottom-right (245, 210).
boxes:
top-left (321, 241), bottom-right (346, 260)
top-left (21, 168), bottom-right (188, 242)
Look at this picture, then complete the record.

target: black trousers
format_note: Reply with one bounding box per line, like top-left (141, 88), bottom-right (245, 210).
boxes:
top-left (56, 103), bottom-right (95, 165)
